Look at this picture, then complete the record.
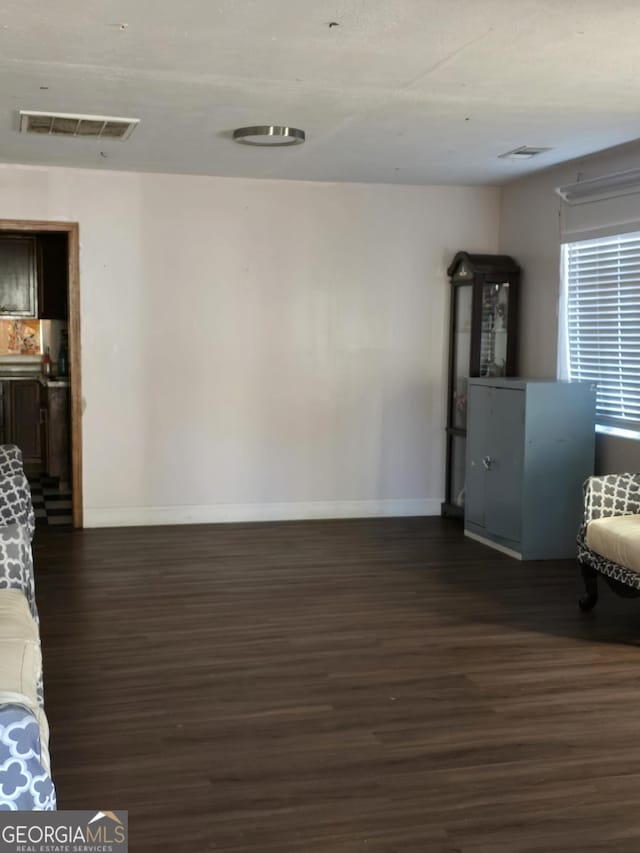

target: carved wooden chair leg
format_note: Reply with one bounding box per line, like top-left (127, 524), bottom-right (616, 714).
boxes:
top-left (579, 562), bottom-right (599, 612)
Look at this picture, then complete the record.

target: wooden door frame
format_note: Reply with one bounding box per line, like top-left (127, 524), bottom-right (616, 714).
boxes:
top-left (0, 219), bottom-right (82, 528)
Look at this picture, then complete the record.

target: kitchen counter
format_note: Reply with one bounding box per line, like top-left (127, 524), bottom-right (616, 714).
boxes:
top-left (0, 373), bottom-right (70, 387)
top-left (43, 378), bottom-right (70, 387)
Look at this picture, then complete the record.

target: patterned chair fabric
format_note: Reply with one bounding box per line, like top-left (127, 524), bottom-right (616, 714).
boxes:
top-left (578, 473), bottom-right (640, 591)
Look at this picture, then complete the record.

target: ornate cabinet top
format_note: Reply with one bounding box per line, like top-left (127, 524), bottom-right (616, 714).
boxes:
top-left (447, 252), bottom-right (520, 281)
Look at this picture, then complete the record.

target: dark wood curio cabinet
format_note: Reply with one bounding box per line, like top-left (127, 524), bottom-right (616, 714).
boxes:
top-left (442, 252), bottom-right (520, 518)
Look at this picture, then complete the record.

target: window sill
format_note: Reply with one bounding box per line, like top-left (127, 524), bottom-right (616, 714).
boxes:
top-left (596, 424), bottom-right (640, 441)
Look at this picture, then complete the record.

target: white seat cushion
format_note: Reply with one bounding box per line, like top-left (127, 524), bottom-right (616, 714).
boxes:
top-left (586, 514), bottom-right (640, 574)
top-left (0, 589), bottom-right (51, 772)
top-left (0, 589), bottom-right (40, 702)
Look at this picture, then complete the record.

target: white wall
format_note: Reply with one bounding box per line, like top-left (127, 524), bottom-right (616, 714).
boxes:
top-left (0, 164), bottom-right (499, 526)
top-left (499, 139), bottom-right (640, 473)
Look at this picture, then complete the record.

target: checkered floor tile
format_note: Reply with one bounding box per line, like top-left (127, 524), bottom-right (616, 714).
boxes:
top-left (28, 475), bottom-right (72, 527)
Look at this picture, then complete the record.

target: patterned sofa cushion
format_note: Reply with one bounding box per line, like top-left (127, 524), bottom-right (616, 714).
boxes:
top-left (0, 474), bottom-right (34, 542)
top-left (586, 514), bottom-right (640, 575)
top-left (0, 446), bottom-right (24, 480)
top-left (0, 705), bottom-right (56, 811)
top-left (0, 523), bottom-right (37, 621)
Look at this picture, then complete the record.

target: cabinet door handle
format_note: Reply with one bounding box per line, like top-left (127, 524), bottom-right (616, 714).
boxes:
top-left (482, 455), bottom-right (493, 470)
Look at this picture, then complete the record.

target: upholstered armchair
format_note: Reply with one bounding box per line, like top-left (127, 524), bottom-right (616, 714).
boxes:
top-left (577, 473), bottom-right (640, 610)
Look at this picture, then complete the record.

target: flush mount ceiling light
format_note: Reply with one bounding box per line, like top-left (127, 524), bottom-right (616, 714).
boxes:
top-left (498, 145), bottom-right (552, 160)
top-left (233, 126), bottom-right (305, 147)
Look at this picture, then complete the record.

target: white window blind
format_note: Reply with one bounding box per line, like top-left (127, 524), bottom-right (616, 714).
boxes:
top-left (564, 230), bottom-right (640, 433)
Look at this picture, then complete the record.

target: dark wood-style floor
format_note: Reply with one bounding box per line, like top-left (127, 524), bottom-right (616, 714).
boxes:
top-left (34, 517), bottom-right (640, 852)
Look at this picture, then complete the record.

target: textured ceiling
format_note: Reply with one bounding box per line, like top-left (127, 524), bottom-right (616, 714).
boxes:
top-left (1, 0), bottom-right (640, 185)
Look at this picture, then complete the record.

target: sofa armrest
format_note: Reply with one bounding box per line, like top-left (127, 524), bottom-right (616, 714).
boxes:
top-left (583, 473), bottom-right (640, 524)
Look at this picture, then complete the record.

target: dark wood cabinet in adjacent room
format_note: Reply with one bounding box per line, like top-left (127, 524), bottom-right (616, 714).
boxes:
top-left (0, 379), bottom-right (44, 471)
top-left (0, 235), bottom-right (38, 317)
top-left (37, 233), bottom-right (68, 320)
top-left (0, 383), bottom-right (7, 446)
top-left (42, 384), bottom-right (70, 484)
top-left (0, 378), bottom-right (70, 479)
top-left (0, 231), bottom-right (68, 320)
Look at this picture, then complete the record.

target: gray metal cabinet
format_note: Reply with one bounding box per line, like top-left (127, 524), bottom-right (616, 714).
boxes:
top-left (465, 379), bottom-right (595, 560)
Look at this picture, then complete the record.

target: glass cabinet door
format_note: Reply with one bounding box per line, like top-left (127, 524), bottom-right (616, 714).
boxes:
top-left (479, 282), bottom-right (510, 377)
top-left (452, 284), bottom-right (473, 429)
top-left (448, 434), bottom-right (467, 509)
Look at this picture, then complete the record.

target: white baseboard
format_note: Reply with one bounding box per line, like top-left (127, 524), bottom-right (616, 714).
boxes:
top-left (464, 529), bottom-right (522, 560)
top-left (84, 498), bottom-right (441, 528)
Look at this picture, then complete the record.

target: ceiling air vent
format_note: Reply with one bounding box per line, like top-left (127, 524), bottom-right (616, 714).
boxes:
top-left (498, 145), bottom-right (552, 160)
top-left (19, 111), bottom-right (139, 140)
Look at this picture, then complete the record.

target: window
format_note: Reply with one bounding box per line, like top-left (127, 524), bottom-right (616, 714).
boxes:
top-left (561, 230), bottom-right (640, 437)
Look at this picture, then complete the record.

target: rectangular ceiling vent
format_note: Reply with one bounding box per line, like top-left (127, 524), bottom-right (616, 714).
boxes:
top-left (498, 145), bottom-right (552, 161)
top-left (19, 110), bottom-right (140, 140)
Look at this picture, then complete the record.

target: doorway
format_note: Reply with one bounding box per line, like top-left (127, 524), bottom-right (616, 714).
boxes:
top-left (0, 219), bottom-right (82, 528)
